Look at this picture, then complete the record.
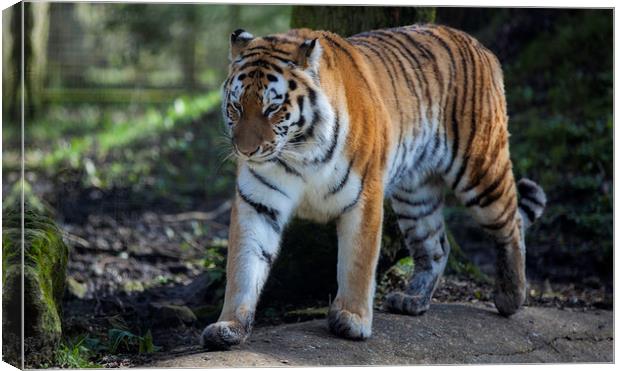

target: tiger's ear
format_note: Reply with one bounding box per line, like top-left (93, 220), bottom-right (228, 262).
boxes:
top-left (229, 29), bottom-right (254, 61)
top-left (296, 38), bottom-right (322, 72)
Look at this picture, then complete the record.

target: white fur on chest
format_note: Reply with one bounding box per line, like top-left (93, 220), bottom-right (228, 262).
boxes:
top-left (295, 155), bottom-right (362, 223)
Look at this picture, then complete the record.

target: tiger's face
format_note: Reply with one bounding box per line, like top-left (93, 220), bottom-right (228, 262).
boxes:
top-left (222, 29), bottom-right (324, 163)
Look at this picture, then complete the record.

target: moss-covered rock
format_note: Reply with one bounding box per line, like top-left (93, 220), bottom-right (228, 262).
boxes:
top-left (2, 203), bottom-right (69, 367)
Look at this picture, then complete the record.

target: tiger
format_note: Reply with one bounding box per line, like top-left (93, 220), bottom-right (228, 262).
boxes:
top-left (201, 24), bottom-right (546, 348)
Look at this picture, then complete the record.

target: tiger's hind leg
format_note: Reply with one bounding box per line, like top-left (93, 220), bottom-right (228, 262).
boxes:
top-left (452, 158), bottom-right (545, 316)
top-left (383, 176), bottom-right (450, 315)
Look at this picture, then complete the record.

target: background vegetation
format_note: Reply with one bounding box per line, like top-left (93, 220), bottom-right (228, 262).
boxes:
top-left (2, 4), bottom-right (612, 368)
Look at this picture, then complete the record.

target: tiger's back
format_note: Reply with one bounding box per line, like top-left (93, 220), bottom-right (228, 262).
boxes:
top-left (348, 25), bottom-right (509, 194)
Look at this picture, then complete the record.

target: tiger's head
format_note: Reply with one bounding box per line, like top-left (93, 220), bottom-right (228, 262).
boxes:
top-left (222, 29), bottom-right (330, 163)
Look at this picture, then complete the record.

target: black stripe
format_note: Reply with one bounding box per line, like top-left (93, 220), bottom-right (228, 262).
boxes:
top-left (464, 162), bottom-right (510, 208)
top-left (341, 184), bottom-right (363, 214)
top-left (479, 180), bottom-right (513, 209)
top-left (518, 202), bottom-right (536, 223)
top-left (350, 39), bottom-right (405, 179)
top-left (452, 32), bottom-right (479, 191)
top-left (290, 109), bottom-right (319, 144)
top-left (359, 35), bottom-right (422, 162)
top-left (309, 111), bottom-right (340, 165)
top-left (451, 155), bottom-right (470, 190)
top-left (395, 30), bottom-right (444, 93)
top-left (460, 140), bottom-right (504, 193)
top-left (257, 243), bottom-right (275, 266)
top-left (308, 88), bottom-right (317, 106)
top-left (328, 160), bottom-right (353, 196)
top-left (290, 96), bottom-right (306, 127)
top-left (249, 168), bottom-right (289, 198)
top-left (395, 197), bottom-right (442, 221)
top-left (521, 195), bottom-right (545, 208)
top-left (416, 28), bottom-right (458, 175)
top-left (443, 29), bottom-right (470, 184)
top-left (392, 194), bottom-right (435, 208)
top-left (373, 30), bottom-right (433, 116)
top-left (323, 34), bottom-right (372, 90)
top-left (340, 162), bottom-right (371, 214)
top-left (481, 202), bottom-right (517, 231)
top-left (274, 158), bottom-right (303, 178)
top-left (359, 34), bottom-right (420, 109)
top-left (406, 223), bottom-right (444, 245)
top-left (237, 59), bottom-right (284, 74)
top-left (237, 187), bottom-right (281, 233)
top-left (414, 29), bottom-right (459, 174)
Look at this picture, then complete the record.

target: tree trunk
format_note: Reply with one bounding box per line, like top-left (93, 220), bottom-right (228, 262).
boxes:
top-left (27, 2), bottom-right (49, 117)
top-left (291, 5), bottom-right (435, 36)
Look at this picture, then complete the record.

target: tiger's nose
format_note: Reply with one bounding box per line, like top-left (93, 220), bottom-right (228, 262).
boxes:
top-left (236, 143), bottom-right (260, 157)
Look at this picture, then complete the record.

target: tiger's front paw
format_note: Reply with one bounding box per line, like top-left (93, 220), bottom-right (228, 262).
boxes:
top-left (383, 291), bottom-right (430, 315)
top-left (200, 320), bottom-right (250, 350)
top-left (327, 308), bottom-right (372, 340)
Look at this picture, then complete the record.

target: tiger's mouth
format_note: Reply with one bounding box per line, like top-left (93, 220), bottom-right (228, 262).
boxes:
top-left (232, 145), bottom-right (280, 164)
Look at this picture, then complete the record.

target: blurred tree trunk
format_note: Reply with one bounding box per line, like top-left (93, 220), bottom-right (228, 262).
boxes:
top-left (28, 2), bottom-right (49, 117)
top-left (3, 2), bottom-right (48, 122)
top-left (291, 6), bottom-right (435, 36)
top-left (181, 11), bottom-right (199, 91)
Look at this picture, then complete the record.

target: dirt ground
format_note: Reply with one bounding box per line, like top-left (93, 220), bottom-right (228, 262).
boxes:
top-left (50, 186), bottom-right (612, 367)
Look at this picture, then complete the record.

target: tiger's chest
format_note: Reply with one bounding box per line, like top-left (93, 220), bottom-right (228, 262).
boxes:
top-left (294, 156), bottom-right (364, 223)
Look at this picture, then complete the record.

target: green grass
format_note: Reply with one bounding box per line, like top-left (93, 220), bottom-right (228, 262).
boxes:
top-left (54, 336), bottom-right (102, 368)
top-left (10, 89), bottom-right (235, 203)
top-left (37, 90), bottom-right (221, 170)
top-left (51, 328), bottom-right (161, 368)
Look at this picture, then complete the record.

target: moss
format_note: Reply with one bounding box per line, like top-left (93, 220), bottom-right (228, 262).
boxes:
top-left (445, 229), bottom-right (491, 284)
top-left (2, 187), bottom-right (69, 367)
top-left (283, 306), bottom-right (329, 322)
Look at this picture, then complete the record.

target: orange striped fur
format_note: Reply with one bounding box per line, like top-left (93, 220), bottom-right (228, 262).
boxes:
top-left (201, 24), bottom-right (546, 348)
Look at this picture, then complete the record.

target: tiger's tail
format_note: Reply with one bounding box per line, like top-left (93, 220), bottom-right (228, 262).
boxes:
top-left (517, 178), bottom-right (547, 229)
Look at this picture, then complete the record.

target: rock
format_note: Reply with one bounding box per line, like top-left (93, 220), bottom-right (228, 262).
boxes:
top-left (149, 303), bottom-right (197, 326)
top-left (2, 205), bottom-right (69, 367)
top-left (148, 304), bottom-right (613, 367)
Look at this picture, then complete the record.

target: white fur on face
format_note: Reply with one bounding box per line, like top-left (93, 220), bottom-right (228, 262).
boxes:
top-left (263, 75), bottom-right (287, 111)
top-left (230, 78), bottom-right (244, 103)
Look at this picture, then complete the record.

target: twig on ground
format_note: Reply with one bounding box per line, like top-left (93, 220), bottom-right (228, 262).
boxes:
top-left (161, 200), bottom-right (232, 223)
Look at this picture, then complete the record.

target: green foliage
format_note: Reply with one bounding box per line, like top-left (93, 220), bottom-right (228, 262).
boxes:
top-left (445, 230), bottom-right (491, 284)
top-left (21, 91), bottom-right (236, 203)
top-left (107, 328), bottom-right (160, 354)
top-left (505, 10), bottom-right (612, 275)
top-left (53, 328), bottom-right (160, 368)
top-left (54, 336), bottom-right (101, 368)
top-left (203, 239), bottom-right (228, 284)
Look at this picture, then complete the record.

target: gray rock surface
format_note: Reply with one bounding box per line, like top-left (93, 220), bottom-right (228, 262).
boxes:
top-left (149, 303), bottom-right (613, 367)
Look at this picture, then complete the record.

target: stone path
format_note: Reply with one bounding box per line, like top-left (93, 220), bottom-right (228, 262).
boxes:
top-left (148, 303), bottom-right (613, 367)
